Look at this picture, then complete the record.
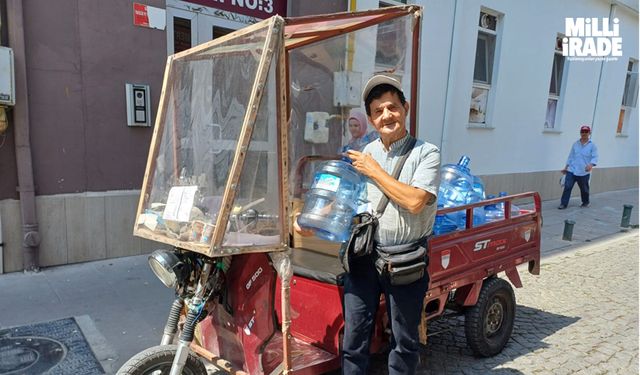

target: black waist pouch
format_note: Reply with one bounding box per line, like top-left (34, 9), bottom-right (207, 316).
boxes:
top-left (340, 212), bottom-right (378, 273)
top-left (375, 238), bottom-right (429, 286)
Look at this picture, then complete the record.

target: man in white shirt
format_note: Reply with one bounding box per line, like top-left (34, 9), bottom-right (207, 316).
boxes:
top-left (558, 125), bottom-right (599, 209)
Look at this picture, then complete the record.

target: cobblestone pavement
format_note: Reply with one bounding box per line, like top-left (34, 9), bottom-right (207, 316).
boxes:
top-left (370, 231), bottom-right (639, 374)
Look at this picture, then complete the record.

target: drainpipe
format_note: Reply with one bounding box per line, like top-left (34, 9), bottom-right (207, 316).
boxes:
top-left (7, 0), bottom-right (40, 272)
top-left (440, 0), bottom-right (459, 161)
top-left (591, 3), bottom-right (618, 132)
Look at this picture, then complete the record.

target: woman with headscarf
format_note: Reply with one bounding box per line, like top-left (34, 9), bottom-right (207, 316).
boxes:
top-left (341, 109), bottom-right (378, 153)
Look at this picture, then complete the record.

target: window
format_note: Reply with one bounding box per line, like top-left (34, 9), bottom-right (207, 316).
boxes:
top-left (173, 17), bottom-right (192, 54)
top-left (375, 2), bottom-right (410, 74)
top-left (545, 36), bottom-right (566, 129)
top-left (469, 11), bottom-right (498, 125)
top-left (379, 0), bottom-right (407, 6)
top-left (618, 59), bottom-right (638, 135)
top-left (212, 26), bottom-right (234, 40)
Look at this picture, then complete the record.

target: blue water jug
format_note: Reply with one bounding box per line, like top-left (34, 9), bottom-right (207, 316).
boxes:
top-left (498, 191), bottom-right (521, 217)
top-left (472, 175), bottom-right (486, 200)
top-left (438, 156), bottom-right (485, 228)
top-left (484, 194), bottom-right (503, 221)
top-left (438, 155), bottom-right (474, 207)
top-left (433, 206), bottom-right (459, 236)
top-left (298, 160), bottom-right (365, 242)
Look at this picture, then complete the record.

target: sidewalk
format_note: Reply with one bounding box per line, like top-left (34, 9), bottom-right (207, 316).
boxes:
top-left (537, 188), bottom-right (638, 257)
top-left (0, 188), bottom-right (637, 374)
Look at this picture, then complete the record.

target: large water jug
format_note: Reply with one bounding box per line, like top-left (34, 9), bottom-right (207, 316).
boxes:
top-left (438, 155), bottom-right (474, 207)
top-left (498, 191), bottom-right (521, 217)
top-left (438, 156), bottom-right (485, 228)
top-left (484, 194), bottom-right (504, 222)
top-left (298, 160), bottom-right (365, 242)
top-left (472, 175), bottom-right (486, 200)
top-left (433, 206), bottom-right (458, 236)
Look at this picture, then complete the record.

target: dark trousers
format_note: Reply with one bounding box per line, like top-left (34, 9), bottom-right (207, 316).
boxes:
top-left (341, 255), bottom-right (428, 375)
top-left (561, 172), bottom-right (590, 206)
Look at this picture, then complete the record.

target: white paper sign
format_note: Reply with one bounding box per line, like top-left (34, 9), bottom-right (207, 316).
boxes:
top-left (162, 186), bottom-right (198, 222)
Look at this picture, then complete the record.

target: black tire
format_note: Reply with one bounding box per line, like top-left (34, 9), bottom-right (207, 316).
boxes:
top-left (464, 278), bottom-right (516, 357)
top-left (116, 345), bottom-right (207, 375)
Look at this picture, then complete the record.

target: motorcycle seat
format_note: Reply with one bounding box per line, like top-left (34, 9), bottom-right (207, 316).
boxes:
top-left (290, 248), bottom-right (345, 286)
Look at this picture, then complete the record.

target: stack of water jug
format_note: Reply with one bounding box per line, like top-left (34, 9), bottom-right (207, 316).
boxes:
top-left (297, 157), bottom-right (521, 241)
top-left (434, 155), bottom-right (519, 236)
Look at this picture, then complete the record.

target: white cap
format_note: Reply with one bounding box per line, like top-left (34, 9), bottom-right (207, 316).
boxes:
top-left (362, 74), bottom-right (404, 102)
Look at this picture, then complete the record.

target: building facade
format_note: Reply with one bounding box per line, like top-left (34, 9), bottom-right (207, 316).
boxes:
top-left (0, 0), bottom-right (637, 272)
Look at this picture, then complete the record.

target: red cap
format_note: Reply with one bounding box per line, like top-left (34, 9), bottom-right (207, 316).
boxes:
top-left (580, 125), bottom-right (591, 132)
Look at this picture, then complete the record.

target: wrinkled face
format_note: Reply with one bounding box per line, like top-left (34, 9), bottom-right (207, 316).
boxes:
top-left (367, 91), bottom-right (409, 143)
top-left (348, 119), bottom-right (362, 138)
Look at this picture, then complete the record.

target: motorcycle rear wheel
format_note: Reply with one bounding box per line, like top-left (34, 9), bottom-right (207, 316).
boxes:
top-left (117, 345), bottom-right (207, 375)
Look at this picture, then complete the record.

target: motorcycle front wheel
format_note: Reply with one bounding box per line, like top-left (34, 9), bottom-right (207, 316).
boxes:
top-left (116, 345), bottom-right (207, 375)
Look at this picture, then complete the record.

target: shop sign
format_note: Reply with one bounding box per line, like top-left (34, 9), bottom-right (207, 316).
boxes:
top-left (133, 3), bottom-right (166, 30)
top-left (184, 0), bottom-right (286, 19)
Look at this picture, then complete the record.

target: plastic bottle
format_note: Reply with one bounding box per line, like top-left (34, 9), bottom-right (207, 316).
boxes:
top-left (438, 155), bottom-right (486, 228)
top-left (466, 192), bottom-right (486, 227)
top-left (438, 155), bottom-right (474, 206)
top-left (472, 175), bottom-right (486, 200)
top-left (433, 206), bottom-right (459, 236)
top-left (298, 160), bottom-right (365, 242)
top-left (484, 194), bottom-right (503, 222)
top-left (498, 191), bottom-right (521, 217)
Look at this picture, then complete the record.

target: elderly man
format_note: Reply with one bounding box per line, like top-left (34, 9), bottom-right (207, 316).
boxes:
top-left (342, 75), bottom-right (440, 374)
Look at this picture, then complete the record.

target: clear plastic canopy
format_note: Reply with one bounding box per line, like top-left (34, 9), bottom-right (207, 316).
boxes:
top-left (134, 6), bottom-right (422, 257)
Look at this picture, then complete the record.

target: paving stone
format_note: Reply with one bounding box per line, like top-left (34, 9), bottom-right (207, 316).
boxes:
top-left (397, 233), bottom-right (639, 374)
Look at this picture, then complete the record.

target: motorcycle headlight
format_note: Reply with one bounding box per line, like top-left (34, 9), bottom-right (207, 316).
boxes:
top-left (148, 250), bottom-right (188, 288)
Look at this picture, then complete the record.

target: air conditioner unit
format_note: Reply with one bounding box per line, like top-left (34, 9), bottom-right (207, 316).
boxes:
top-left (0, 47), bottom-right (15, 106)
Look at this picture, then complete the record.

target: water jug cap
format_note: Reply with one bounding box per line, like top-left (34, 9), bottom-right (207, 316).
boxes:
top-left (457, 155), bottom-right (471, 168)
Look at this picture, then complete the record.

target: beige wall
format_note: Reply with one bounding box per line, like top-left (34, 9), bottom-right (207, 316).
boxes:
top-left (480, 166), bottom-right (639, 202)
top-left (1, 165), bottom-right (637, 273)
top-left (0, 191), bottom-right (158, 273)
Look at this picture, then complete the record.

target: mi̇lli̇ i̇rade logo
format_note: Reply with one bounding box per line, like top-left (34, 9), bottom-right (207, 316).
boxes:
top-left (562, 17), bottom-right (622, 61)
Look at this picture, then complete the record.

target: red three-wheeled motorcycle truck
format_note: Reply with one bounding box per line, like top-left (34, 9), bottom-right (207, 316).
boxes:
top-left (118, 6), bottom-right (541, 374)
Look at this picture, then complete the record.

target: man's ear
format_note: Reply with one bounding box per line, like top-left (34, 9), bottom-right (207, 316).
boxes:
top-left (404, 101), bottom-right (410, 115)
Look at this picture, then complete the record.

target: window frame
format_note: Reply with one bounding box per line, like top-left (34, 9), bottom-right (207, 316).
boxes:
top-left (379, 0), bottom-right (408, 7)
top-left (618, 59), bottom-right (638, 136)
top-left (545, 35), bottom-right (567, 130)
top-left (469, 9), bottom-right (501, 127)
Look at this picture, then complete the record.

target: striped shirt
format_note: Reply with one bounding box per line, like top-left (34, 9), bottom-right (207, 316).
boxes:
top-left (362, 133), bottom-right (441, 246)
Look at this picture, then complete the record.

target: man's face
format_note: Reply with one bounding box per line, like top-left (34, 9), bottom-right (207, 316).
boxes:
top-left (367, 91), bottom-right (410, 142)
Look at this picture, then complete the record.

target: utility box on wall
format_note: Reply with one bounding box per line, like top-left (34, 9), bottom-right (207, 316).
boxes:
top-left (333, 71), bottom-right (362, 108)
top-left (0, 47), bottom-right (15, 106)
top-left (125, 83), bottom-right (151, 127)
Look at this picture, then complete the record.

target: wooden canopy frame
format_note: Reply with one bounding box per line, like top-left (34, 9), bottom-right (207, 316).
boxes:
top-left (133, 6), bottom-right (422, 258)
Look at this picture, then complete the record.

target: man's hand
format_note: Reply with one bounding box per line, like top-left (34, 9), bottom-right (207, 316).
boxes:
top-left (585, 164), bottom-right (593, 172)
top-left (560, 168), bottom-right (567, 175)
top-left (293, 212), bottom-right (315, 237)
top-left (346, 150), bottom-right (382, 178)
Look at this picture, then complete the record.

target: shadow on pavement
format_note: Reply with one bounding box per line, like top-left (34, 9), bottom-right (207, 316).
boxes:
top-left (365, 304), bottom-right (579, 374)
